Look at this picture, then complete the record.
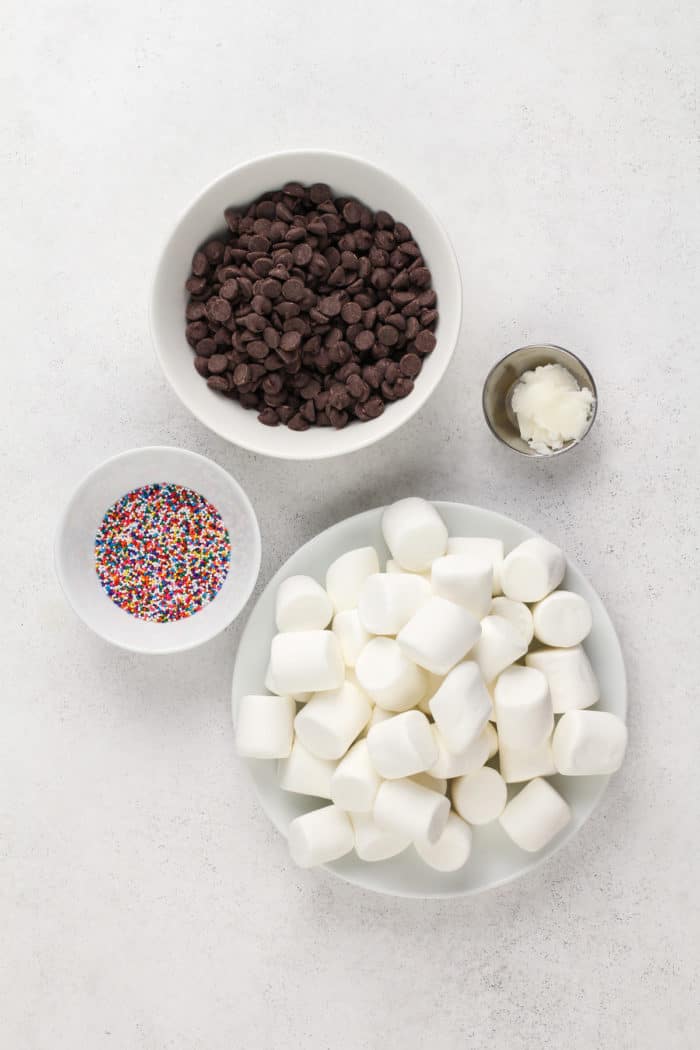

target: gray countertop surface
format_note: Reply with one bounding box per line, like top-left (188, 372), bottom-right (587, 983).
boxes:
top-left (2, 1), bottom-right (698, 1047)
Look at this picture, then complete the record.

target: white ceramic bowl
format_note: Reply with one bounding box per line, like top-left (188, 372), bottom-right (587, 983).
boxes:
top-left (55, 446), bottom-right (261, 654)
top-left (231, 502), bottom-right (627, 898)
top-left (151, 150), bottom-right (462, 459)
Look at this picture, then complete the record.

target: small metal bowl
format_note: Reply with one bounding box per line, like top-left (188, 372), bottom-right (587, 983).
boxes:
top-left (482, 344), bottom-right (598, 457)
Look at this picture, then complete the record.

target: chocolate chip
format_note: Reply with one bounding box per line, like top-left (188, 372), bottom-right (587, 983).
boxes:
top-left (318, 294), bottom-right (343, 318)
top-left (207, 375), bottom-right (229, 392)
top-left (415, 329), bottom-right (437, 354)
top-left (293, 243), bottom-right (313, 266)
top-left (282, 278), bottom-right (305, 302)
top-left (400, 352), bottom-right (422, 377)
top-left (208, 354), bottom-right (229, 375)
top-left (355, 330), bottom-right (375, 352)
top-left (341, 301), bottom-right (362, 324)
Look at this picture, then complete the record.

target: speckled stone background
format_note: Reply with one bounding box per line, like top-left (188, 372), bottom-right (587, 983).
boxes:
top-left (2, 2), bottom-right (698, 1047)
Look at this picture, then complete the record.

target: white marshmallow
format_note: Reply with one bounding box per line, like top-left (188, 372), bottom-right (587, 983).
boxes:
top-left (490, 596), bottom-right (534, 647)
top-left (499, 777), bottom-right (571, 852)
top-left (552, 710), bottom-right (628, 776)
top-left (417, 672), bottom-right (443, 715)
top-left (501, 537), bottom-right (566, 603)
top-left (429, 661), bottom-right (492, 753)
top-left (275, 575), bottom-right (333, 632)
top-left (330, 739), bottom-right (382, 811)
top-left (415, 812), bottom-right (473, 872)
top-left (473, 615), bottom-right (528, 683)
top-left (268, 630), bottom-right (344, 696)
top-left (532, 590), bottom-right (593, 647)
top-left (498, 734), bottom-right (556, 783)
top-left (350, 811), bottom-right (411, 862)
top-left (431, 554), bottom-right (493, 619)
top-left (365, 705), bottom-right (395, 731)
top-left (374, 778), bottom-right (450, 845)
top-left (452, 767), bottom-right (507, 825)
top-left (525, 645), bottom-right (600, 713)
top-left (355, 637), bottom-right (427, 712)
top-left (278, 739), bottom-right (336, 799)
top-left (325, 546), bottom-right (380, 612)
top-left (358, 572), bottom-right (431, 635)
top-left (411, 771), bottom-right (448, 794)
top-left (294, 682), bottom-right (372, 760)
top-left (493, 665), bottom-right (554, 749)
top-left (397, 596), bottom-right (481, 676)
top-left (447, 537), bottom-right (504, 594)
top-left (381, 497), bottom-right (448, 572)
top-left (264, 661), bottom-right (311, 701)
top-left (332, 609), bottom-right (371, 667)
top-left (288, 804), bottom-right (355, 867)
top-left (484, 721), bottom-right (499, 758)
top-left (429, 724), bottom-right (490, 778)
top-left (366, 710), bottom-right (438, 779)
top-left (385, 559), bottom-right (430, 579)
top-left (236, 694), bottom-right (295, 759)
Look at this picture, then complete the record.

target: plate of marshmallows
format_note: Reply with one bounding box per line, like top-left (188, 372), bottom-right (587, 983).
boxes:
top-left (232, 498), bottom-right (627, 897)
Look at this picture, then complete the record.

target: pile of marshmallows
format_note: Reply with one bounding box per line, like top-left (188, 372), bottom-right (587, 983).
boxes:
top-left (236, 498), bottom-right (627, 873)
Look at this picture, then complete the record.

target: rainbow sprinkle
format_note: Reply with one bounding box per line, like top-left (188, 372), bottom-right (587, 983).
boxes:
top-left (95, 483), bottom-right (231, 622)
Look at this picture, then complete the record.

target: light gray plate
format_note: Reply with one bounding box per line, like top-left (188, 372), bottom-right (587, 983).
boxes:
top-left (231, 502), bottom-right (627, 898)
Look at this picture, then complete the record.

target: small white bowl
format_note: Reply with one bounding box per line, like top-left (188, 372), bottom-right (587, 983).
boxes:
top-left (55, 446), bottom-right (261, 654)
top-left (151, 149), bottom-right (462, 460)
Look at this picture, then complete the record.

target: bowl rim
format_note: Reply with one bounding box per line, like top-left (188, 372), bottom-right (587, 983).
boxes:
top-left (54, 444), bottom-right (262, 655)
top-left (150, 148), bottom-right (462, 461)
top-left (482, 343), bottom-right (599, 458)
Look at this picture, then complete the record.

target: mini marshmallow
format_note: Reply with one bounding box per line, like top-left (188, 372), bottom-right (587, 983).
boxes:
top-left (381, 497), bottom-right (448, 572)
top-left (498, 734), bottom-right (556, 783)
top-left (350, 811), bottom-right (411, 862)
top-left (429, 661), bottom-right (492, 753)
top-left (490, 596), bottom-right (534, 647)
top-left (431, 555), bottom-right (493, 619)
top-left (499, 777), bottom-right (571, 852)
top-left (325, 546), bottom-right (380, 612)
top-left (385, 559), bottom-right (430, 579)
top-left (332, 609), bottom-right (371, 667)
top-left (268, 630), bottom-right (344, 696)
top-left (525, 645), bottom-right (600, 713)
top-left (358, 572), bottom-right (431, 635)
top-left (493, 665), bottom-right (553, 749)
top-left (236, 694), bottom-right (295, 759)
top-left (288, 804), bottom-right (355, 867)
top-left (374, 778), bottom-right (450, 845)
top-left (484, 721), bottom-right (499, 759)
top-left (294, 681), bottom-right (372, 760)
top-left (473, 615), bottom-right (528, 683)
top-left (355, 637), bottom-right (427, 712)
top-left (429, 724), bottom-right (490, 778)
top-left (452, 766), bottom-right (507, 825)
top-left (397, 596), bottom-right (481, 676)
top-left (552, 710), bottom-right (628, 776)
top-left (278, 740), bottom-right (336, 799)
top-left (366, 710), bottom-right (438, 779)
top-left (501, 537), bottom-right (566, 603)
top-left (275, 575), bottom-right (334, 632)
top-left (411, 771), bottom-right (448, 794)
top-left (447, 537), bottom-right (504, 594)
top-left (532, 590), bottom-right (593, 648)
top-left (330, 739), bottom-right (382, 812)
top-left (415, 812), bottom-right (473, 872)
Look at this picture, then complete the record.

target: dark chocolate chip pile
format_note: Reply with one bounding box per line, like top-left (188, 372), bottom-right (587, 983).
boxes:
top-left (184, 182), bottom-right (438, 430)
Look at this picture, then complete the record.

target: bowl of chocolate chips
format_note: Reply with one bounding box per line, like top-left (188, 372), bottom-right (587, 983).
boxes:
top-left (151, 150), bottom-right (462, 460)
